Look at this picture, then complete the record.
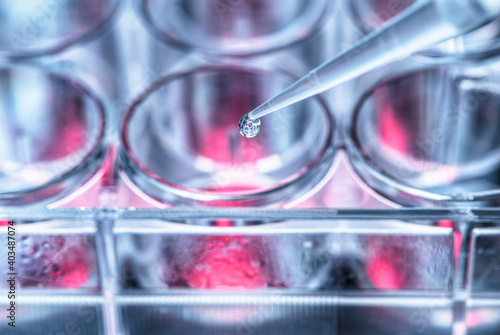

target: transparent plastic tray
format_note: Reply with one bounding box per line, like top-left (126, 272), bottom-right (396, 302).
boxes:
top-left (0, 1), bottom-right (499, 335)
top-left (1, 208), bottom-right (499, 334)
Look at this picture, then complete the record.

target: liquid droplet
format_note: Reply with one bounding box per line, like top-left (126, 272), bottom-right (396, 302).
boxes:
top-left (239, 114), bottom-right (261, 138)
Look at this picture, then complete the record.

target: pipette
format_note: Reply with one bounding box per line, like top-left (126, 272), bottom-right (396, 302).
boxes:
top-left (239, 0), bottom-right (500, 138)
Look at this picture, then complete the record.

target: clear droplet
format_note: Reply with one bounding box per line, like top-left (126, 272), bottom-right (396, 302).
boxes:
top-left (239, 114), bottom-right (261, 138)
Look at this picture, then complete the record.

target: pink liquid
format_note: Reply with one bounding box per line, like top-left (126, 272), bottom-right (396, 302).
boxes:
top-left (183, 236), bottom-right (269, 289)
top-left (18, 236), bottom-right (94, 288)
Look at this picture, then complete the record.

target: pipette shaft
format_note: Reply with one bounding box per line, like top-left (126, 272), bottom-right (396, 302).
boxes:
top-left (247, 0), bottom-right (500, 120)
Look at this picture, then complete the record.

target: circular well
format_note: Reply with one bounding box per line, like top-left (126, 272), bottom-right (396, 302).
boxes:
top-left (0, 0), bottom-right (120, 59)
top-left (138, 0), bottom-right (333, 56)
top-left (0, 65), bottom-right (106, 206)
top-left (349, 63), bottom-right (500, 207)
top-left (121, 65), bottom-right (336, 207)
top-left (348, 0), bottom-right (500, 59)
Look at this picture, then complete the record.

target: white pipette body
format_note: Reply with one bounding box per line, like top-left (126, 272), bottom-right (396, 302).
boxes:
top-left (240, 0), bottom-right (500, 134)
